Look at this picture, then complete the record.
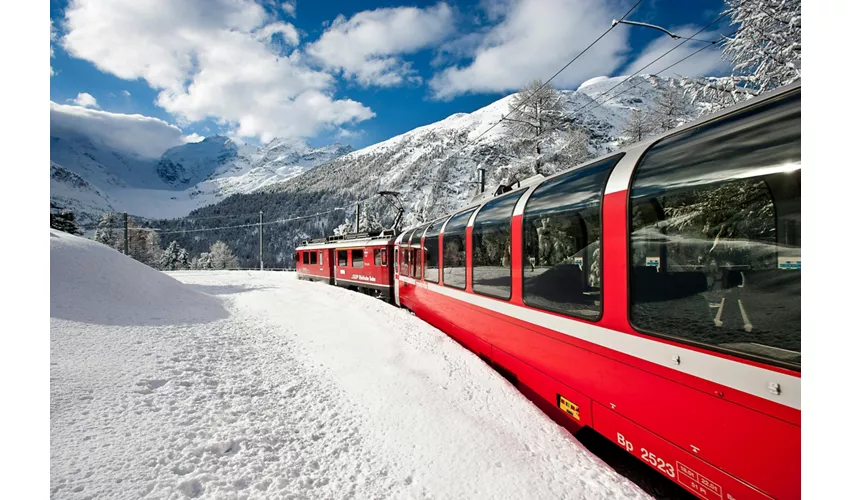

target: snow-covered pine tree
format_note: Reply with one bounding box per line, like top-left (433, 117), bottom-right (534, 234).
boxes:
top-left (160, 241), bottom-right (180, 270)
top-left (177, 247), bottom-right (190, 269)
top-left (93, 212), bottom-right (118, 248)
top-left (209, 241), bottom-right (239, 269)
top-left (683, 0), bottom-right (801, 112)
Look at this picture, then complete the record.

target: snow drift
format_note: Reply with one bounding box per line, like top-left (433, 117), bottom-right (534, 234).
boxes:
top-left (50, 229), bottom-right (227, 325)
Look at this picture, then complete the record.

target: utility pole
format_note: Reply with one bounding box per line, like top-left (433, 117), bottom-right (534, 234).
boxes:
top-left (123, 212), bottom-right (129, 255)
top-left (355, 202), bottom-right (360, 233)
top-left (259, 210), bottom-right (264, 270)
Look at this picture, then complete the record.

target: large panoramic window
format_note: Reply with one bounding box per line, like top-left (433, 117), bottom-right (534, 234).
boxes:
top-left (424, 217), bottom-right (447, 283)
top-left (629, 89), bottom-right (801, 369)
top-left (471, 189), bottom-right (526, 300)
top-left (442, 208), bottom-right (477, 289)
top-left (522, 155), bottom-right (621, 320)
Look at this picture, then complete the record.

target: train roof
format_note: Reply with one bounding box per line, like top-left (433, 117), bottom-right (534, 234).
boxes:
top-left (296, 230), bottom-right (396, 250)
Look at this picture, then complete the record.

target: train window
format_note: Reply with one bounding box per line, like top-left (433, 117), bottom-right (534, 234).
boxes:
top-left (373, 248), bottom-right (382, 266)
top-left (400, 248), bottom-right (409, 276)
top-left (410, 226), bottom-right (427, 279)
top-left (394, 248), bottom-right (398, 272)
top-left (423, 217), bottom-right (447, 283)
top-left (629, 89), bottom-right (801, 369)
top-left (338, 249), bottom-right (348, 267)
top-left (472, 189), bottom-right (526, 300)
top-left (310, 251), bottom-right (317, 265)
top-left (381, 249), bottom-right (387, 267)
top-left (523, 155), bottom-right (621, 320)
top-left (352, 249), bottom-right (364, 268)
top-left (442, 207), bottom-right (477, 289)
top-left (319, 251), bottom-right (323, 266)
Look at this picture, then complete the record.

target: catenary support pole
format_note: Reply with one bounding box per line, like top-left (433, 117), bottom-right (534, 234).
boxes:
top-left (123, 212), bottom-right (128, 255)
top-left (259, 210), bottom-right (264, 270)
top-left (355, 203), bottom-right (360, 233)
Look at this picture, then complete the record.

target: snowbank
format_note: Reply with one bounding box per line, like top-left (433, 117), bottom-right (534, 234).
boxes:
top-left (50, 229), bottom-right (227, 325)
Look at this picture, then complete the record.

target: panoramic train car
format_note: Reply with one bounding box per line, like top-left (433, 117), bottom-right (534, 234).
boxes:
top-left (393, 82), bottom-right (801, 500)
top-left (297, 232), bottom-right (394, 301)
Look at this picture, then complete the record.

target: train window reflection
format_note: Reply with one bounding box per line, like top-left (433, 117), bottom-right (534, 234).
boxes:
top-left (522, 155), bottom-right (621, 320)
top-left (352, 249), bottom-right (364, 268)
top-left (472, 189), bottom-right (526, 300)
top-left (629, 89), bottom-right (801, 369)
top-left (442, 208), bottom-right (477, 289)
top-left (424, 217), bottom-right (447, 283)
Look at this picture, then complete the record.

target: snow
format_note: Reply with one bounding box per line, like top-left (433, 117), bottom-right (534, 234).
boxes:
top-left (51, 229), bottom-right (649, 499)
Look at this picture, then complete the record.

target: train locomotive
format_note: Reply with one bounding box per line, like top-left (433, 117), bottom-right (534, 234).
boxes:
top-left (296, 81), bottom-right (801, 500)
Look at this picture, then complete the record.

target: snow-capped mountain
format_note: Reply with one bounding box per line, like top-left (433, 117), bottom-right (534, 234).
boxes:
top-left (161, 74), bottom-right (704, 268)
top-left (49, 131), bottom-right (354, 224)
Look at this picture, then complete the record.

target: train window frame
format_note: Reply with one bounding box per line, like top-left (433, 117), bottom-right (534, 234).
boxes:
top-left (424, 217), bottom-right (447, 283)
top-left (520, 154), bottom-right (623, 322)
top-left (442, 207), bottom-right (477, 290)
top-left (338, 249), bottom-right (348, 267)
top-left (471, 189), bottom-right (526, 301)
top-left (352, 249), bottom-right (364, 268)
top-left (626, 88), bottom-right (801, 372)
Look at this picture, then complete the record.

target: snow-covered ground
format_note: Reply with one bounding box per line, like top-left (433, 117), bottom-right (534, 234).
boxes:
top-left (50, 230), bottom-right (649, 499)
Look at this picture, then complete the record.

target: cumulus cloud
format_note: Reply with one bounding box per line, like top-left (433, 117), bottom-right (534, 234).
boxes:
top-left (60, 0), bottom-right (374, 142)
top-left (182, 132), bottom-right (205, 143)
top-left (281, 1), bottom-right (296, 17)
top-left (620, 26), bottom-right (730, 78)
top-left (307, 3), bottom-right (455, 87)
top-left (50, 102), bottom-right (186, 158)
top-left (50, 19), bottom-right (58, 76)
top-left (429, 0), bottom-right (630, 99)
top-left (69, 92), bottom-right (99, 108)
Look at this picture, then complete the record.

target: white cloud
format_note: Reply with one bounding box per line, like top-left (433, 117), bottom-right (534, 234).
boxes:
top-left (69, 92), bottom-right (99, 108)
top-left (281, 1), bottom-right (296, 17)
top-left (50, 101), bottom-right (186, 158)
top-left (50, 19), bottom-right (58, 76)
top-left (620, 26), bottom-right (730, 78)
top-left (307, 3), bottom-right (455, 87)
top-left (182, 132), bottom-right (205, 143)
top-left (429, 0), bottom-right (631, 99)
top-left (60, 0), bottom-right (375, 142)
top-left (121, 89), bottom-right (131, 97)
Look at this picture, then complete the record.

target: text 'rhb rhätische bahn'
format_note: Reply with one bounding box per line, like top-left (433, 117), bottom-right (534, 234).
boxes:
top-left (296, 82), bottom-right (801, 500)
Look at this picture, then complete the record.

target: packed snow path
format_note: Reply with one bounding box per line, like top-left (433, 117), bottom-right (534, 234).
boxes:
top-left (50, 232), bottom-right (649, 499)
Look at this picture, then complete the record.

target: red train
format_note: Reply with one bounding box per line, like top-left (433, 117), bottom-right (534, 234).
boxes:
top-left (297, 82), bottom-right (801, 499)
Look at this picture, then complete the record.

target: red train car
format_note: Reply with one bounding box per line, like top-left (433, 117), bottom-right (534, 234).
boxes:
top-left (392, 83), bottom-right (801, 499)
top-left (296, 232), bottom-right (394, 301)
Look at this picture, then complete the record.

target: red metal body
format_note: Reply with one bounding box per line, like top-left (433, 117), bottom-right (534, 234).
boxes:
top-left (296, 236), bottom-right (393, 298)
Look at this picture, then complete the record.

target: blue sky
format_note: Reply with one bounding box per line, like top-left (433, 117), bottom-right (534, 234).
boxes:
top-left (49, 0), bottom-right (730, 154)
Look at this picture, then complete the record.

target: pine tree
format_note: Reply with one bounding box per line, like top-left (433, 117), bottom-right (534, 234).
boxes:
top-left (177, 248), bottom-right (190, 269)
top-left (209, 241), bottom-right (239, 269)
top-left (160, 241), bottom-right (181, 270)
top-left (93, 212), bottom-right (118, 248)
top-left (50, 203), bottom-right (83, 235)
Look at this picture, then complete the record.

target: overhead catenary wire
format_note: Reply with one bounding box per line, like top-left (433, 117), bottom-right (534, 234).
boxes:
top-left (434, 0), bottom-right (644, 168)
top-left (570, 8), bottom-right (736, 116)
top-left (583, 30), bottom-right (736, 113)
